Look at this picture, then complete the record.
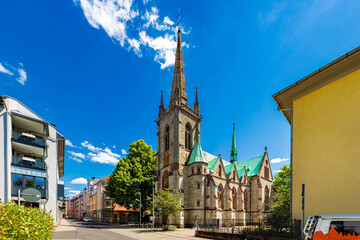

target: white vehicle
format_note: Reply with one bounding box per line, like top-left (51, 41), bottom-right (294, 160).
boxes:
top-left (304, 215), bottom-right (360, 239)
top-left (83, 217), bottom-right (93, 222)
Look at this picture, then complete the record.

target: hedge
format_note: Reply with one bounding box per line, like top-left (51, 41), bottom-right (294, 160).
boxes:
top-left (0, 201), bottom-right (54, 240)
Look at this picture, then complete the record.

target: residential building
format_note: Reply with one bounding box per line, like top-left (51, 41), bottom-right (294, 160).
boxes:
top-left (0, 95), bottom-right (65, 224)
top-left (155, 28), bottom-right (274, 227)
top-left (273, 46), bottom-right (360, 224)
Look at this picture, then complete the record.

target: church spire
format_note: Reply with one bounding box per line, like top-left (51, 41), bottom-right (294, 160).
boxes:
top-left (159, 90), bottom-right (165, 116)
top-left (170, 28), bottom-right (187, 106)
top-left (194, 87), bottom-right (199, 112)
top-left (230, 121), bottom-right (237, 163)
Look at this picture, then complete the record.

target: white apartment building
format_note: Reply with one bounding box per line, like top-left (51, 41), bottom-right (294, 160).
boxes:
top-left (0, 95), bottom-right (65, 224)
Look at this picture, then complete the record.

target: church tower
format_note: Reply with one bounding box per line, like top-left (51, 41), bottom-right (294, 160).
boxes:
top-left (155, 27), bottom-right (202, 227)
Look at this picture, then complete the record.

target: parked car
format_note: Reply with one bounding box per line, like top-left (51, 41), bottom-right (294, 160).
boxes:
top-left (83, 217), bottom-right (93, 222)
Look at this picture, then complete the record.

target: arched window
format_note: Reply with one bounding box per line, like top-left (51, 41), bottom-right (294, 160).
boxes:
top-left (244, 190), bottom-right (248, 211)
top-left (165, 126), bottom-right (170, 151)
top-left (162, 171), bottom-right (169, 189)
top-left (264, 186), bottom-right (270, 211)
top-left (185, 124), bottom-right (191, 150)
top-left (218, 184), bottom-right (224, 209)
top-left (232, 188), bottom-right (237, 210)
top-left (219, 165), bottom-right (222, 177)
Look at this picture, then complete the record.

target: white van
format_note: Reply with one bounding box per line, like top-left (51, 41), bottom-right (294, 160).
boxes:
top-left (304, 215), bottom-right (360, 239)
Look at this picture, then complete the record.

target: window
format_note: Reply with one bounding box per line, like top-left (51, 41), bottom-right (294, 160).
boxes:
top-left (264, 186), bottom-right (270, 211)
top-left (244, 190), bottom-right (248, 211)
top-left (165, 126), bottom-right (170, 151)
top-left (232, 188), bottom-right (237, 210)
top-left (264, 166), bottom-right (269, 179)
top-left (185, 124), bottom-right (191, 150)
top-left (197, 167), bottom-right (201, 174)
top-left (191, 167), bottom-right (194, 175)
top-left (219, 165), bottom-right (222, 177)
top-left (197, 200), bottom-right (200, 207)
top-left (329, 221), bottom-right (360, 239)
top-left (244, 176), bottom-right (247, 185)
top-left (218, 185), bottom-right (224, 209)
top-left (162, 171), bottom-right (169, 189)
top-left (25, 176), bottom-right (34, 188)
top-left (35, 178), bottom-right (45, 190)
top-left (12, 174), bottom-right (22, 187)
top-left (197, 183), bottom-right (200, 189)
top-left (233, 171), bottom-right (235, 181)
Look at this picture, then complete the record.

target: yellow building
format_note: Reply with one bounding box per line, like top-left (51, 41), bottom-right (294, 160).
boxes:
top-left (273, 46), bottom-right (360, 223)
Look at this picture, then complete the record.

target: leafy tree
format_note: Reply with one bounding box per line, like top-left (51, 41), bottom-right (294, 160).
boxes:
top-left (265, 164), bottom-right (290, 231)
top-left (155, 189), bottom-right (182, 222)
top-left (105, 139), bottom-right (156, 214)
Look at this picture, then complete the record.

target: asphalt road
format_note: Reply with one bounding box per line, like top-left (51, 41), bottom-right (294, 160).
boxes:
top-left (53, 219), bottom-right (137, 240)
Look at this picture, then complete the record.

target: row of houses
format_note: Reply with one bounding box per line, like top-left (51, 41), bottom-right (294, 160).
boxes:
top-left (66, 175), bottom-right (138, 224)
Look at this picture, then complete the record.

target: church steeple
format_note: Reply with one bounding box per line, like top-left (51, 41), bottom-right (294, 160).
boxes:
top-left (230, 122), bottom-right (237, 163)
top-left (159, 90), bottom-right (165, 116)
top-left (170, 29), bottom-right (187, 106)
top-left (194, 87), bottom-right (199, 112)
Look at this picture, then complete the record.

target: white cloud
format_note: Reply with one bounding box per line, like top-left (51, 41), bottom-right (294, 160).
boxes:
top-left (121, 149), bottom-right (127, 155)
top-left (0, 62), bottom-right (27, 85)
top-left (65, 187), bottom-right (72, 190)
top-left (88, 147), bottom-right (120, 165)
top-left (65, 139), bottom-right (75, 147)
top-left (74, 0), bottom-right (187, 69)
top-left (0, 63), bottom-right (13, 75)
top-left (69, 156), bottom-right (83, 163)
top-left (68, 151), bottom-right (86, 159)
top-left (142, 0), bottom-right (151, 4)
top-left (270, 157), bottom-right (289, 164)
top-left (81, 141), bottom-right (102, 152)
top-left (273, 169), bottom-right (283, 174)
top-left (68, 190), bottom-right (81, 194)
top-left (70, 177), bottom-right (88, 184)
top-left (163, 16), bottom-right (174, 25)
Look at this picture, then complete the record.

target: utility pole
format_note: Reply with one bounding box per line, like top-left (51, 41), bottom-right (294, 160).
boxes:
top-left (152, 188), bottom-right (155, 229)
top-left (139, 191), bottom-right (142, 227)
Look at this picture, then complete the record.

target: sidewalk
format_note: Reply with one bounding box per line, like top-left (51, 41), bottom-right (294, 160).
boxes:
top-left (53, 219), bottom-right (81, 240)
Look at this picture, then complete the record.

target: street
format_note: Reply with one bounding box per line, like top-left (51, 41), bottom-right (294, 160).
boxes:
top-left (53, 219), bottom-right (207, 240)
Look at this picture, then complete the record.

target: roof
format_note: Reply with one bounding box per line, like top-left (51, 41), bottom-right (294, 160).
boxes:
top-left (224, 163), bottom-right (235, 175)
top-left (273, 45), bottom-right (360, 123)
top-left (101, 175), bottom-right (111, 182)
top-left (187, 142), bottom-right (206, 165)
top-left (236, 156), bottom-right (263, 177)
top-left (207, 157), bottom-right (220, 171)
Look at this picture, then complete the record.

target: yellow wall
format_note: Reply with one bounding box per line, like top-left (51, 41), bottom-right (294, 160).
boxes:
top-left (293, 69), bottom-right (360, 221)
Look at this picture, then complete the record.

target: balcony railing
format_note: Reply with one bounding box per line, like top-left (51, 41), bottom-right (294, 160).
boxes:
top-left (12, 156), bottom-right (46, 170)
top-left (11, 186), bottom-right (46, 199)
top-left (12, 130), bottom-right (46, 148)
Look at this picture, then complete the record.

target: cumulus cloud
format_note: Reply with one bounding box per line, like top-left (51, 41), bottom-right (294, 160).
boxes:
top-left (270, 158), bottom-right (289, 164)
top-left (88, 147), bottom-right (121, 165)
top-left (70, 177), bottom-right (88, 184)
top-left (121, 149), bottom-right (127, 155)
top-left (65, 139), bottom-right (75, 147)
top-left (273, 169), bottom-right (283, 174)
top-left (81, 141), bottom-right (102, 152)
top-left (68, 151), bottom-right (86, 159)
top-left (0, 62), bottom-right (27, 85)
top-left (69, 190), bottom-right (81, 194)
top-left (74, 0), bottom-right (188, 69)
top-left (65, 187), bottom-right (72, 190)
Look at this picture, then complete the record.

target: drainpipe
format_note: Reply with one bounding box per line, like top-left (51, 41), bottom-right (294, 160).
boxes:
top-left (277, 106), bottom-right (293, 225)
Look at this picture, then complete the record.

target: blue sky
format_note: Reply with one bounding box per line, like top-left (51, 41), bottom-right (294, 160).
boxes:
top-left (2, 0), bottom-right (360, 196)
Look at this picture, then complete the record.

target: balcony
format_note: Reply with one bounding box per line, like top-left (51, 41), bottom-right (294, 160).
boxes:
top-left (12, 156), bottom-right (46, 171)
top-left (12, 130), bottom-right (46, 148)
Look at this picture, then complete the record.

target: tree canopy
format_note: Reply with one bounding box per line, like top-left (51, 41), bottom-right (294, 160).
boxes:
top-left (105, 139), bottom-right (156, 212)
top-left (155, 189), bottom-right (182, 217)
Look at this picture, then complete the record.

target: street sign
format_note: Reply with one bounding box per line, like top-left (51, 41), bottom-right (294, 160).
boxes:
top-left (22, 188), bottom-right (41, 203)
top-left (157, 207), bottom-right (162, 211)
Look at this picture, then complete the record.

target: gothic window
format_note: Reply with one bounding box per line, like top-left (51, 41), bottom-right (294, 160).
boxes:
top-left (191, 167), bottom-right (194, 175)
top-left (218, 184), bottom-right (224, 209)
top-left (264, 186), bottom-right (270, 211)
top-left (197, 166), bottom-right (201, 174)
top-left (196, 200), bottom-right (200, 207)
top-left (219, 165), bottom-right (222, 177)
top-left (185, 123), bottom-right (191, 150)
top-left (165, 126), bottom-right (170, 152)
top-left (233, 171), bottom-right (235, 181)
top-left (244, 190), bottom-right (248, 211)
top-left (232, 188), bottom-right (237, 210)
top-left (162, 171), bottom-right (169, 189)
top-left (264, 166), bottom-right (269, 179)
top-left (197, 183), bottom-right (200, 189)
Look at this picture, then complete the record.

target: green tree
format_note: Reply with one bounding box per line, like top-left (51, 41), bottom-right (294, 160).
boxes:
top-left (265, 164), bottom-right (290, 231)
top-left (105, 139), bottom-right (156, 214)
top-left (155, 189), bottom-right (182, 223)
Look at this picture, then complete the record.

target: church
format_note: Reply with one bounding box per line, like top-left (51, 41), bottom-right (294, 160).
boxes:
top-left (155, 27), bottom-right (274, 228)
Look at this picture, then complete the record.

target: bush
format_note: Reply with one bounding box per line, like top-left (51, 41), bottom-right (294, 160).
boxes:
top-left (0, 202), bottom-right (54, 239)
top-left (163, 225), bottom-right (177, 231)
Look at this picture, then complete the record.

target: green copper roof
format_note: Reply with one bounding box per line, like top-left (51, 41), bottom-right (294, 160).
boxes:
top-left (230, 123), bottom-right (237, 163)
top-left (236, 156), bottom-right (263, 177)
top-left (187, 142), bottom-right (206, 165)
top-left (207, 157), bottom-right (220, 171)
top-left (224, 162), bottom-right (235, 175)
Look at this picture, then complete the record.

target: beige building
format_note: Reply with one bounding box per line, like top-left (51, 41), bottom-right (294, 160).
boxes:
top-left (155, 28), bottom-right (274, 227)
